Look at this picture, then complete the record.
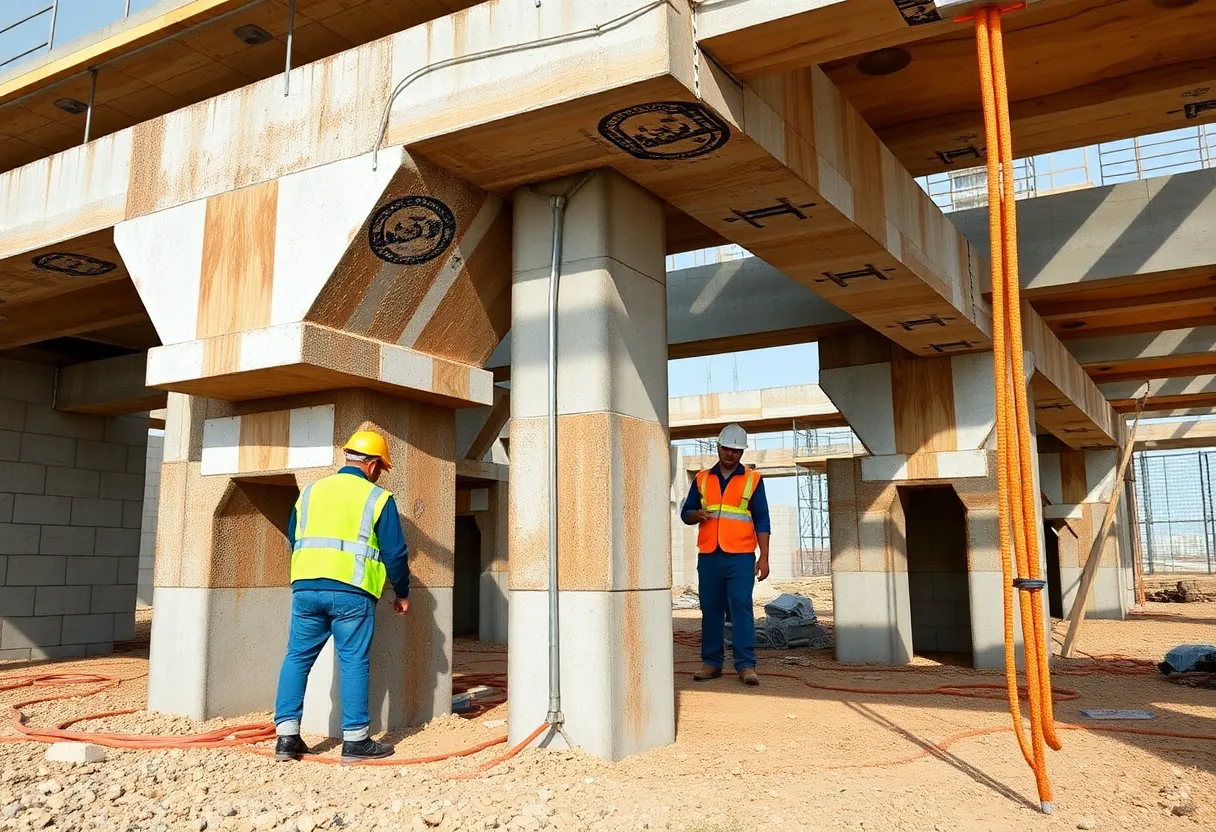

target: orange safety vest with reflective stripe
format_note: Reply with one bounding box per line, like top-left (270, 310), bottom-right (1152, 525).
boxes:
top-left (694, 467), bottom-right (762, 554)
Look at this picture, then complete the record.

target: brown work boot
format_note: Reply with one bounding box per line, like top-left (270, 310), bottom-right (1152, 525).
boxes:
top-left (692, 664), bottom-right (723, 681)
top-left (738, 668), bottom-right (760, 686)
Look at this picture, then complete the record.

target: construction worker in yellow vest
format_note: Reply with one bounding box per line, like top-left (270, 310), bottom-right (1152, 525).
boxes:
top-left (272, 430), bottom-right (411, 764)
top-left (681, 423), bottom-right (771, 686)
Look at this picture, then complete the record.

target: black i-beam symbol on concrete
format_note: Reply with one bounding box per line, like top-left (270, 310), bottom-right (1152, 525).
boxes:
top-left (895, 315), bottom-right (948, 331)
top-left (930, 340), bottom-right (973, 352)
top-left (816, 264), bottom-right (891, 288)
top-left (723, 198), bottom-right (817, 229)
top-left (1036, 403), bottom-right (1068, 411)
top-left (934, 145), bottom-right (985, 165)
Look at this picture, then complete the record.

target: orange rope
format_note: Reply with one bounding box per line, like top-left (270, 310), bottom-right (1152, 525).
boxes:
top-left (971, 5), bottom-right (1058, 812)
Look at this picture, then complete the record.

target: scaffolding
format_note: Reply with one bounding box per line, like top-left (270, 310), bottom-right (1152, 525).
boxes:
top-left (792, 422), bottom-right (855, 577)
top-left (1134, 448), bottom-right (1216, 575)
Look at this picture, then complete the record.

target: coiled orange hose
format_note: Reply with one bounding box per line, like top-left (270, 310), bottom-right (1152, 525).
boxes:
top-left (970, 3), bottom-right (1060, 813)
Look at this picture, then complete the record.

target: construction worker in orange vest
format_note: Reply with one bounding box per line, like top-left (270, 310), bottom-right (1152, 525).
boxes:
top-left (681, 423), bottom-right (770, 686)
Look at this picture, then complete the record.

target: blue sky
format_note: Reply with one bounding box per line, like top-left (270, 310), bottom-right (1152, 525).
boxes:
top-left (1, 0), bottom-right (161, 61)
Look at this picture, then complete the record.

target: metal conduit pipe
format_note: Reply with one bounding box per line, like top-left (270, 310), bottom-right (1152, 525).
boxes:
top-left (527, 171), bottom-right (592, 743)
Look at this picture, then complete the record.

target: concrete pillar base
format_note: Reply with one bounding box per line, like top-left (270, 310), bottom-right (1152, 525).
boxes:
top-left (301, 586), bottom-right (453, 737)
top-left (507, 589), bottom-right (674, 761)
top-left (147, 586), bottom-right (290, 719)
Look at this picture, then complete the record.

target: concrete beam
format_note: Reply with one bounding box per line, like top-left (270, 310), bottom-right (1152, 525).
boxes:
top-left (1100, 375), bottom-right (1216, 414)
top-left (54, 353), bottom-right (165, 416)
top-left (485, 256), bottom-right (862, 371)
top-left (680, 445), bottom-right (861, 478)
top-left (669, 384), bottom-right (845, 440)
top-left (951, 168), bottom-right (1216, 297)
top-left (1133, 419), bottom-right (1216, 451)
top-left (1070, 326), bottom-right (1216, 384)
top-left (696, 0), bottom-right (1065, 78)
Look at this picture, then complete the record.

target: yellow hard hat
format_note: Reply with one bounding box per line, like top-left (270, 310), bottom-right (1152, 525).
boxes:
top-left (344, 430), bottom-right (392, 469)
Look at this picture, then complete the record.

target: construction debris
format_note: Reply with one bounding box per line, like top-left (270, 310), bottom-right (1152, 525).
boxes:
top-left (1156, 644), bottom-right (1216, 675)
top-left (45, 743), bottom-right (107, 764)
top-left (1144, 578), bottom-right (1216, 604)
top-left (726, 593), bottom-right (833, 650)
top-left (672, 586), bottom-right (702, 610)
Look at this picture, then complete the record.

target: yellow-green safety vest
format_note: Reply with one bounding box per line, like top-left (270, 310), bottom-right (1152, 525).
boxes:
top-left (290, 473), bottom-right (393, 598)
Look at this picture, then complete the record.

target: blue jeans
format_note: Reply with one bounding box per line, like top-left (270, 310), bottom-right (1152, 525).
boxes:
top-left (274, 589), bottom-right (375, 741)
top-left (698, 553), bottom-right (756, 671)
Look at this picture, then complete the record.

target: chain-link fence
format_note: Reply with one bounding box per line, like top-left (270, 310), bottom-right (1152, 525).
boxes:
top-left (1135, 449), bottom-right (1216, 575)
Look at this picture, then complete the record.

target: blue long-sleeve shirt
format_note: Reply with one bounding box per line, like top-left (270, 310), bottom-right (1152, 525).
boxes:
top-left (680, 463), bottom-right (770, 554)
top-left (288, 467), bottom-right (411, 601)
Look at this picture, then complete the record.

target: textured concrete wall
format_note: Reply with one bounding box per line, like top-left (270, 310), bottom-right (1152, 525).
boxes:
top-left (137, 432), bottom-right (164, 608)
top-left (1040, 448), bottom-right (1131, 620)
top-left (0, 357), bottom-right (147, 661)
top-left (147, 389), bottom-right (456, 733)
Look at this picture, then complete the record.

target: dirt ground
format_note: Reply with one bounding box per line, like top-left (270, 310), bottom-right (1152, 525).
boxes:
top-left (2, 583), bottom-right (1214, 832)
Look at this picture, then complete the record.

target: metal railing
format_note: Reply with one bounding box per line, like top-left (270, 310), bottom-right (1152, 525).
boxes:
top-left (1, 0), bottom-right (296, 154)
top-left (1135, 449), bottom-right (1216, 575)
top-left (0, 2), bottom-right (59, 69)
top-left (917, 125), bottom-right (1216, 214)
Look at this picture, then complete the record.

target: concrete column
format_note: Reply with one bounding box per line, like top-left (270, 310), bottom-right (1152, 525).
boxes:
top-left (822, 346), bottom-right (1049, 669)
top-left (147, 390), bottom-right (456, 735)
top-left (476, 482), bottom-right (509, 643)
top-left (1040, 448), bottom-right (1131, 620)
top-left (507, 169), bottom-right (673, 761)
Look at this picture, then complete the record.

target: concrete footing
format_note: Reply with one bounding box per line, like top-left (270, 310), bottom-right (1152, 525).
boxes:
top-left (147, 586), bottom-right (290, 719)
top-left (302, 586), bottom-right (453, 736)
top-left (507, 589), bottom-right (674, 760)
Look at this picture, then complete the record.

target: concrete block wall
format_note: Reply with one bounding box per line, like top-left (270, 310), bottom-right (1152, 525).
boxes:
top-left (902, 488), bottom-right (971, 654)
top-left (0, 358), bottom-right (148, 661)
top-left (767, 504), bottom-right (800, 581)
top-left (137, 432), bottom-right (164, 608)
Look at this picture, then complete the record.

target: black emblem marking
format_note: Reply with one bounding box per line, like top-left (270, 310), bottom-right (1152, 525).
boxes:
top-left (1185, 100), bottom-right (1216, 120)
top-left (934, 145), bottom-right (985, 165)
top-left (31, 252), bottom-right (117, 277)
top-left (1036, 403), bottom-right (1068, 411)
top-left (723, 198), bottom-right (817, 229)
top-left (368, 196), bottom-right (456, 266)
top-left (895, 314), bottom-right (948, 331)
top-left (1168, 99), bottom-right (1216, 120)
top-left (597, 102), bottom-right (730, 161)
top-left (816, 264), bottom-right (892, 288)
top-left (1063, 428), bottom-right (1089, 434)
top-left (929, 340), bottom-right (973, 352)
top-left (894, 0), bottom-right (943, 25)
top-left (1182, 88), bottom-right (1211, 99)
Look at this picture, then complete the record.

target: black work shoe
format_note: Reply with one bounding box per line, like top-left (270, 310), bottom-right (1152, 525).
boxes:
top-left (274, 735), bottom-right (312, 761)
top-left (341, 738), bottom-right (394, 763)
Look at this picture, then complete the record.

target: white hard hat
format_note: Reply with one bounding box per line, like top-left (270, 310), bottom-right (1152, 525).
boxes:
top-left (718, 423), bottom-right (748, 450)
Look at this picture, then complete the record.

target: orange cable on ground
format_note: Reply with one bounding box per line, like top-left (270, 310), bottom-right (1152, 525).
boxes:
top-left (0, 670), bottom-right (525, 777)
top-left (965, 4), bottom-right (1059, 812)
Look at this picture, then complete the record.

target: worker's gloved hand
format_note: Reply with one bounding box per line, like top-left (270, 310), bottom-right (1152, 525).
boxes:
top-left (393, 597), bottom-right (410, 616)
top-left (755, 556), bottom-right (770, 582)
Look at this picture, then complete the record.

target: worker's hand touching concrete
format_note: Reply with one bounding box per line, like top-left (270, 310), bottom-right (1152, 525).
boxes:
top-left (393, 597), bottom-right (409, 616)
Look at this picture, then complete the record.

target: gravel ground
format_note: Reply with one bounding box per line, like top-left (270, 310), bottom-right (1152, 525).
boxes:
top-left (2, 596), bottom-right (1213, 832)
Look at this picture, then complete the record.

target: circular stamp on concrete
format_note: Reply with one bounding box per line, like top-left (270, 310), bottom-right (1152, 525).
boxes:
top-left (597, 101), bottom-right (730, 161)
top-left (368, 195), bottom-right (457, 265)
top-left (31, 252), bottom-right (118, 277)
